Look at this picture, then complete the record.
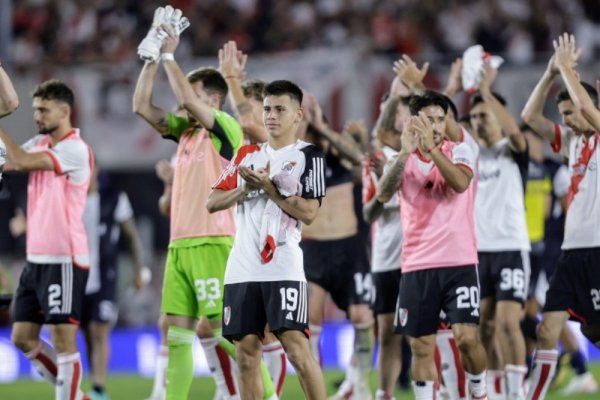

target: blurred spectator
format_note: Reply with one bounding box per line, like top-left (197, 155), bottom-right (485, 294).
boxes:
top-left (9, 0), bottom-right (600, 70)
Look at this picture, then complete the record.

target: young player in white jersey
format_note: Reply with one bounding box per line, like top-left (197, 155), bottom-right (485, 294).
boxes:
top-left (470, 64), bottom-right (530, 400)
top-left (362, 94), bottom-right (408, 400)
top-left (375, 91), bottom-right (488, 400)
top-left (208, 80), bottom-right (327, 400)
top-left (521, 33), bottom-right (600, 400)
top-left (2, 79), bottom-right (93, 400)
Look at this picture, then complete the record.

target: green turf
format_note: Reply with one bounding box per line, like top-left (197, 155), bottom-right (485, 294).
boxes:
top-left (0, 367), bottom-right (598, 399)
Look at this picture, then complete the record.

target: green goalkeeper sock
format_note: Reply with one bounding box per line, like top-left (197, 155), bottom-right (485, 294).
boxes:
top-left (166, 326), bottom-right (195, 400)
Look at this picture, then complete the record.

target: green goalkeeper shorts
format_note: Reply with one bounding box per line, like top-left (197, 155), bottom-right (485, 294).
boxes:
top-left (161, 243), bottom-right (232, 320)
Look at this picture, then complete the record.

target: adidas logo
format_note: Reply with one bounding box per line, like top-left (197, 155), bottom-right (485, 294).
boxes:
top-left (471, 308), bottom-right (479, 317)
top-left (206, 299), bottom-right (216, 308)
top-left (286, 312), bottom-right (293, 320)
top-left (49, 306), bottom-right (62, 314)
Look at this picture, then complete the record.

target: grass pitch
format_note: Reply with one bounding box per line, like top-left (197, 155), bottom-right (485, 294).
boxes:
top-left (0, 368), bottom-right (599, 399)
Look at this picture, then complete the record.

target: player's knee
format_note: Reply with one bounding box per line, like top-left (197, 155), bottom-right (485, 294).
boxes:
top-left (535, 320), bottom-right (559, 348)
top-left (409, 337), bottom-right (435, 360)
top-left (236, 345), bottom-right (261, 372)
top-left (195, 318), bottom-right (214, 338)
top-left (454, 329), bottom-right (479, 354)
top-left (11, 333), bottom-right (37, 353)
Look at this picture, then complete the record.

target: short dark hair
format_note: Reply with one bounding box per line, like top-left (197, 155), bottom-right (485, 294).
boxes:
top-left (263, 80), bottom-right (303, 105)
top-left (441, 94), bottom-right (459, 121)
top-left (186, 67), bottom-right (228, 106)
top-left (242, 79), bottom-right (266, 102)
top-left (470, 91), bottom-right (507, 107)
top-left (556, 81), bottom-right (598, 107)
top-left (409, 91), bottom-right (448, 116)
top-left (32, 79), bottom-right (74, 107)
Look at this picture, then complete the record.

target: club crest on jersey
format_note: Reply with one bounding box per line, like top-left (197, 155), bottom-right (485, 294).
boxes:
top-left (224, 306), bottom-right (231, 326)
top-left (399, 308), bottom-right (408, 327)
top-left (281, 161), bottom-right (297, 173)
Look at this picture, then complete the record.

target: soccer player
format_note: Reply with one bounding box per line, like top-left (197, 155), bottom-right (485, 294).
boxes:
top-left (470, 64), bottom-right (530, 400)
top-left (219, 41), bottom-right (289, 396)
top-left (376, 91), bottom-right (487, 400)
top-left (362, 95), bottom-right (408, 400)
top-left (0, 60), bottom-right (19, 118)
top-left (82, 170), bottom-right (146, 400)
top-left (521, 33), bottom-right (600, 400)
top-left (208, 79), bottom-right (327, 400)
top-left (2, 79), bottom-right (93, 400)
top-left (133, 24), bottom-right (257, 399)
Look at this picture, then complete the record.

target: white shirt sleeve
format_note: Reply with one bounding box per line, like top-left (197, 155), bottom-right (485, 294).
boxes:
top-left (451, 142), bottom-right (476, 173)
top-left (555, 124), bottom-right (573, 158)
top-left (553, 164), bottom-right (570, 198)
top-left (48, 139), bottom-right (91, 184)
top-left (114, 192), bottom-right (134, 223)
top-left (461, 127), bottom-right (480, 158)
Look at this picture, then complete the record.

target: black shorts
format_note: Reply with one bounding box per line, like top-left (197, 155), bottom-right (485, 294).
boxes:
top-left (301, 235), bottom-right (371, 311)
top-left (371, 269), bottom-right (401, 315)
top-left (81, 264), bottom-right (118, 325)
top-left (395, 265), bottom-right (480, 337)
top-left (222, 281), bottom-right (309, 341)
top-left (544, 248), bottom-right (600, 325)
top-left (478, 251), bottom-right (529, 303)
top-left (14, 262), bottom-right (88, 325)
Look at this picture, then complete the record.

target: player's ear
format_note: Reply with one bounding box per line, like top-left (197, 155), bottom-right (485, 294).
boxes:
top-left (295, 107), bottom-right (304, 123)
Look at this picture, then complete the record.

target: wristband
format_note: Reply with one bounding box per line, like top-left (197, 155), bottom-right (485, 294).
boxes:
top-left (161, 53), bottom-right (175, 61)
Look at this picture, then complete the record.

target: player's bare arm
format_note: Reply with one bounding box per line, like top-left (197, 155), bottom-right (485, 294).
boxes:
top-left (521, 55), bottom-right (560, 142)
top-left (132, 61), bottom-right (170, 136)
top-left (414, 113), bottom-right (472, 193)
top-left (478, 63), bottom-right (527, 152)
top-left (555, 33), bottom-right (600, 131)
top-left (206, 185), bottom-right (252, 213)
top-left (219, 41), bottom-right (268, 143)
top-left (120, 217), bottom-right (145, 290)
top-left (362, 195), bottom-right (385, 224)
top-left (443, 58), bottom-right (463, 98)
top-left (160, 25), bottom-right (216, 130)
top-left (393, 54), bottom-right (428, 97)
top-left (0, 128), bottom-right (54, 172)
top-left (309, 100), bottom-right (363, 166)
top-left (0, 62), bottom-right (19, 118)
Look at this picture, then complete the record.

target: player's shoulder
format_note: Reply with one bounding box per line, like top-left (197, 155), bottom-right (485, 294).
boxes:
top-left (296, 140), bottom-right (325, 159)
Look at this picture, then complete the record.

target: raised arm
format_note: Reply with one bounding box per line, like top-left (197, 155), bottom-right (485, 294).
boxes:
top-left (132, 61), bottom-right (170, 136)
top-left (478, 64), bottom-right (527, 152)
top-left (521, 56), bottom-right (560, 142)
top-left (393, 54), bottom-right (428, 97)
top-left (219, 41), bottom-right (268, 143)
top-left (0, 128), bottom-right (54, 172)
top-left (160, 26), bottom-right (215, 130)
top-left (554, 33), bottom-right (600, 131)
top-left (0, 62), bottom-right (19, 118)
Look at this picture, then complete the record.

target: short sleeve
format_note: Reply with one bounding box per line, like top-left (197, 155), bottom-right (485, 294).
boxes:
top-left (551, 124), bottom-right (573, 158)
top-left (299, 145), bottom-right (326, 199)
top-left (213, 144), bottom-right (260, 190)
top-left (553, 164), bottom-right (570, 198)
top-left (47, 139), bottom-right (91, 183)
top-left (114, 192), bottom-right (134, 223)
top-left (211, 109), bottom-right (244, 154)
top-left (451, 142), bottom-right (476, 174)
top-left (165, 112), bottom-right (192, 142)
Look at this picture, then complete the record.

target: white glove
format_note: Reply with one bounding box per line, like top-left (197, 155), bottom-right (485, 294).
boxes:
top-left (163, 5), bottom-right (190, 36)
top-left (137, 7), bottom-right (168, 62)
top-left (461, 45), bottom-right (504, 93)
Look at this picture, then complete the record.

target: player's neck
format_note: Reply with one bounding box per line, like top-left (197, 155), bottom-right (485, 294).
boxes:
top-left (49, 124), bottom-right (74, 146)
top-left (268, 134), bottom-right (296, 150)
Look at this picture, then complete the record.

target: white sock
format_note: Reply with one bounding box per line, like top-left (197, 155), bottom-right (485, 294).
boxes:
top-left (526, 349), bottom-right (558, 400)
top-left (199, 337), bottom-right (239, 398)
top-left (413, 380), bottom-right (435, 400)
top-left (354, 321), bottom-right (374, 373)
top-left (375, 388), bottom-right (395, 399)
top-left (487, 370), bottom-right (504, 398)
top-left (467, 371), bottom-right (488, 400)
top-left (263, 340), bottom-right (287, 396)
top-left (309, 324), bottom-right (322, 366)
top-left (436, 329), bottom-right (468, 399)
top-left (26, 340), bottom-right (57, 385)
top-left (506, 364), bottom-right (527, 399)
top-left (150, 345), bottom-right (168, 397)
top-left (56, 352), bottom-right (85, 400)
